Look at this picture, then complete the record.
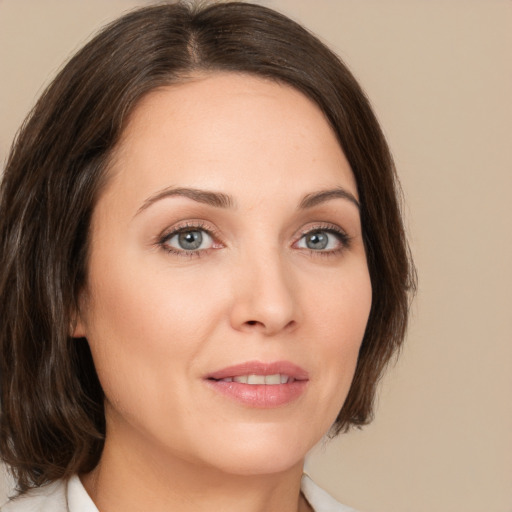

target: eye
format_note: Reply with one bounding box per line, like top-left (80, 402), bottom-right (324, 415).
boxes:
top-left (162, 228), bottom-right (214, 252)
top-left (296, 228), bottom-right (349, 252)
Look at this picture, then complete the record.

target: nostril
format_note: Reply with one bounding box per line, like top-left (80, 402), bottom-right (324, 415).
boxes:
top-left (246, 320), bottom-right (257, 326)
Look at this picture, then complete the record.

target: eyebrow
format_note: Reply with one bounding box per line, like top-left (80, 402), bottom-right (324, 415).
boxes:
top-left (298, 187), bottom-right (360, 210)
top-left (136, 186), bottom-right (235, 216)
top-left (135, 185), bottom-right (359, 216)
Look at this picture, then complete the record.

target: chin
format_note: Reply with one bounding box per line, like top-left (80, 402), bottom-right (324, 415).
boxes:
top-left (204, 448), bottom-right (305, 477)
top-left (189, 422), bottom-right (323, 476)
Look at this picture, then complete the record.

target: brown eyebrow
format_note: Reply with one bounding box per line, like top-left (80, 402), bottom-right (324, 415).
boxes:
top-left (298, 188), bottom-right (360, 210)
top-left (136, 186), bottom-right (235, 216)
top-left (136, 185), bottom-right (359, 217)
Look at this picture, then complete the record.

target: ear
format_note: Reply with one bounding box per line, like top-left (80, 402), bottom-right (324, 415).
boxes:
top-left (69, 293), bottom-right (87, 338)
top-left (70, 313), bottom-right (87, 338)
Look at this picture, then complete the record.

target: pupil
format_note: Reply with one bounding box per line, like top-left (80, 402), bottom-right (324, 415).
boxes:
top-left (178, 230), bottom-right (202, 250)
top-left (307, 231), bottom-right (328, 250)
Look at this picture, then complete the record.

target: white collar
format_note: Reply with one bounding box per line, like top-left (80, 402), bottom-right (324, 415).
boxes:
top-left (1, 473), bottom-right (358, 512)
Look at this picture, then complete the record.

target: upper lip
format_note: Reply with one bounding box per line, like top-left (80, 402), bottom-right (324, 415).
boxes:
top-left (206, 360), bottom-right (309, 381)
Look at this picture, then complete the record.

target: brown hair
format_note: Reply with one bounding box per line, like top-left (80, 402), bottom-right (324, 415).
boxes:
top-left (0, 1), bottom-right (415, 493)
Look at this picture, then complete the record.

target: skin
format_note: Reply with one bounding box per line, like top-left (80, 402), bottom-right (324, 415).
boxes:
top-left (75, 72), bottom-right (372, 512)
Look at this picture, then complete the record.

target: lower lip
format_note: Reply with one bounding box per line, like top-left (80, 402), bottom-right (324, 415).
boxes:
top-left (205, 380), bottom-right (308, 408)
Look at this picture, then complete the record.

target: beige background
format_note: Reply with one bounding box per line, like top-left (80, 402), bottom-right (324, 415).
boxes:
top-left (1, 1), bottom-right (511, 511)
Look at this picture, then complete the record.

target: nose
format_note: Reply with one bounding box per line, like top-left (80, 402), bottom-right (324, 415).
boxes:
top-left (229, 251), bottom-right (301, 336)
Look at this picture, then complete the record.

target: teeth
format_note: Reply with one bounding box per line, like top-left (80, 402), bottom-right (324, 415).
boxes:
top-left (247, 374), bottom-right (266, 385)
top-left (264, 374), bottom-right (281, 385)
top-left (227, 374), bottom-right (289, 385)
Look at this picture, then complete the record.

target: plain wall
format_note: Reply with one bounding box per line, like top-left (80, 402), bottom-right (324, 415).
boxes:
top-left (1, 1), bottom-right (511, 511)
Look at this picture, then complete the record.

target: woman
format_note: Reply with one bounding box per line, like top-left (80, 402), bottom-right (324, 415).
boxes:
top-left (0, 2), bottom-right (415, 511)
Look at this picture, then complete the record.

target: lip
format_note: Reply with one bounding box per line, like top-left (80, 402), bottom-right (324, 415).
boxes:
top-left (204, 360), bottom-right (309, 408)
top-left (207, 360), bottom-right (309, 381)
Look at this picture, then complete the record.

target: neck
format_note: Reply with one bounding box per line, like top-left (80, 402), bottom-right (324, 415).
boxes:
top-left (81, 428), bottom-right (311, 512)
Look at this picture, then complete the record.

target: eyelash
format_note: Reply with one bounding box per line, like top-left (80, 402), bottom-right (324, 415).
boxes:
top-left (295, 224), bottom-right (351, 257)
top-left (157, 221), bottom-right (219, 259)
top-left (156, 221), bottom-right (351, 259)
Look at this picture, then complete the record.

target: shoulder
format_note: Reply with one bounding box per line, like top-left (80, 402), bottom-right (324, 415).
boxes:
top-left (1, 474), bottom-right (359, 512)
top-left (301, 474), bottom-right (360, 512)
top-left (0, 476), bottom-right (98, 512)
top-left (0, 480), bottom-right (67, 512)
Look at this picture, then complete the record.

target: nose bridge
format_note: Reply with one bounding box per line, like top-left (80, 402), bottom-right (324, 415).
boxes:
top-left (230, 242), bottom-right (299, 335)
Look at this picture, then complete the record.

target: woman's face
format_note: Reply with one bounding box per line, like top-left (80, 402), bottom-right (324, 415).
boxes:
top-left (76, 73), bottom-right (372, 476)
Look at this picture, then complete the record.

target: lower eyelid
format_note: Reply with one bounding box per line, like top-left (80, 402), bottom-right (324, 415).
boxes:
top-left (157, 221), bottom-right (227, 256)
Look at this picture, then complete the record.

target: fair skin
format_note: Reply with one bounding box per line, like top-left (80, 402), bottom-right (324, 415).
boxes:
top-left (75, 72), bottom-right (372, 512)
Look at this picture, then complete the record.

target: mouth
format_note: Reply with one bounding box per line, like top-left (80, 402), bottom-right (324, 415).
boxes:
top-left (211, 374), bottom-right (296, 385)
top-left (204, 361), bottom-right (309, 408)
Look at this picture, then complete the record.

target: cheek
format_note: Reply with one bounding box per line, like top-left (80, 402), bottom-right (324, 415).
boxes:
top-left (85, 248), bottom-right (212, 339)
top-left (80, 248), bottom-right (226, 404)
top-left (304, 262), bottom-right (372, 410)
top-left (308, 259), bottom-right (371, 344)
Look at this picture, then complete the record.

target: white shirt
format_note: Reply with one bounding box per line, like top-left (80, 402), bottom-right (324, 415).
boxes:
top-left (1, 474), bottom-right (358, 512)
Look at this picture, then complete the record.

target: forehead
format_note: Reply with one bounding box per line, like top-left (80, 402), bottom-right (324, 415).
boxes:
top-left (105, 72), bottom-right (357, 206)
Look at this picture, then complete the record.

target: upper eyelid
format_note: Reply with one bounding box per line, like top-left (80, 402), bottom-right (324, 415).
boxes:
top-left (159, 221), bottom-right (218, 240)
top-left (296, 222), bottom-right (350, 238)
top-left (294, 223), bottom-right (352, 250)
top-left (157, 222), bottom-right (219, 257)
